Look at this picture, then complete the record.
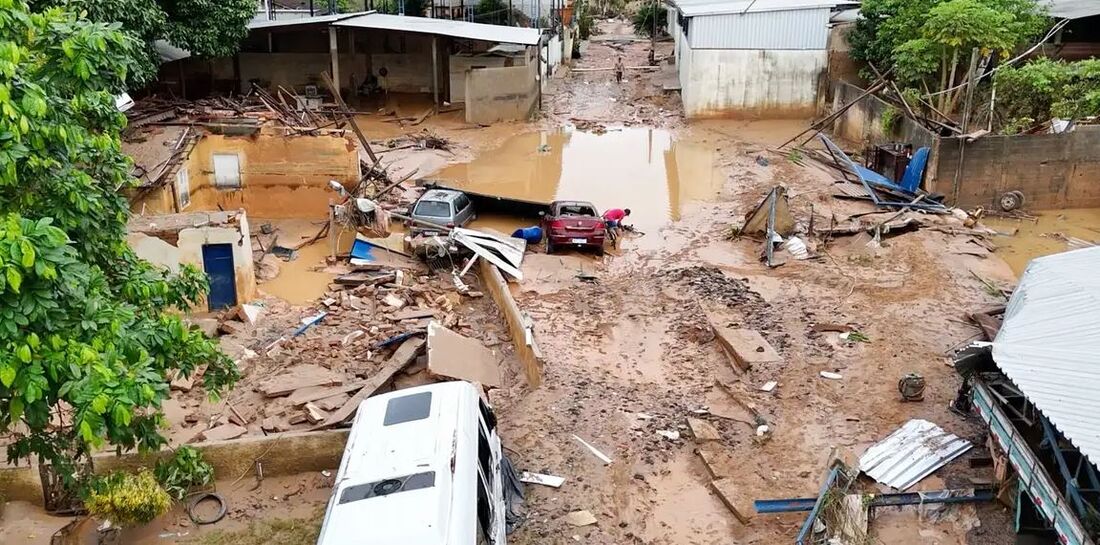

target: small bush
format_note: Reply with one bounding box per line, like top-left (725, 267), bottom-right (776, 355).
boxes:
top-left (880, 106), bottom-right (901, 134)
top-left (155, 446), bottom-right (215, 501)
top-left (85, 471), bottom-right (171, 527)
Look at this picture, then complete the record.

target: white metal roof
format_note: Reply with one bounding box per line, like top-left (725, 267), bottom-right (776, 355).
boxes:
top-left (248, 11), bottom-right (370, 29)
top-left (992, 246), bottom-right (1100, 466)
top-left (1045, 0), bottom-right (1100, 19)
top-left (858, 419), bottom-right (972, 490)
top-left (676, 0), bottom-right (856, 17)
top-left (335, 13), bottom-right (542, 45)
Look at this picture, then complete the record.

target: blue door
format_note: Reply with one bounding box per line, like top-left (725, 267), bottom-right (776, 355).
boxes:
top-left (202, 244), bottom-right (237, 310)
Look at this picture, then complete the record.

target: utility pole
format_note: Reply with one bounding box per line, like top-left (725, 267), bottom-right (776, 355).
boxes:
top-left (509, 0), bottom-right (513, 25)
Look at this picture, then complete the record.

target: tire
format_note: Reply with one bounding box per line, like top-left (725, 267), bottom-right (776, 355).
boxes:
top-left (596, 245), bottom-right (605, 256)
top-left (546, 239), bottom-right (555, 255)
top-left (998, 191), bottom-right (1023, 212)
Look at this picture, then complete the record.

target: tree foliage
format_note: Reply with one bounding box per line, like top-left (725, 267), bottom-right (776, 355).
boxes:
top-left (849, 0), bottom-right (1047, 111)
top-left (632, 2), bottom-right (666, 37)
top-left (0, 0), bottom-right (237, 483)
top-left (28, 0), bottom-right (255, 87)
top-left (995, 58), bottom-right (1100, 131)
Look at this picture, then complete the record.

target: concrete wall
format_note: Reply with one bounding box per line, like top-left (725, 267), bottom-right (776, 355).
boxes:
top-left (930, 126), bottom-right (1100, 209)
top-left (129, 184), bottom-right (178, 215)
top-left (185, 131), bottom-right (359, 219)
top-left (449, 55), bottom-right (515, 103)
top-left (680, 47), bottom-right (827, 118)
top-left (238, 52), bottom-right (368, 93)
top-left (831, 80), bottom-right (937, 150)
top-left (373, 52), bottom-right (434, 93)
top-left (0, 430), bottom-right (349, 503)
top-left (479, 260), bottom-right (543, 388)
top-left (465, 62), bottom-right (538, 124)
top-left (127, 212), bottom-right (257, 305)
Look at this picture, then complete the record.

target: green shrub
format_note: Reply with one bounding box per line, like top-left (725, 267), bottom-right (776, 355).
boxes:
top-left (632, 3), bottom-right (666, 37)
top-left (154, 446), bottom-right (215, 501)
top-left (85, 471), bottom-right (171, 527)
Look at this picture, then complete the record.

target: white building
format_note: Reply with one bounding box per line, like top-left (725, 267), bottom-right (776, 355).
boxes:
top-left (667, 0), bottom-right (856, 118)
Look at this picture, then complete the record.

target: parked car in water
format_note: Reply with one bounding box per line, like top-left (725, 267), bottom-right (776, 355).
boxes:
top-left (408, 189), bottom-right (476, 236)
top-left (316, 381), bottom-right (511, 545)
top-left (541, 200), bottom-right (605, 255)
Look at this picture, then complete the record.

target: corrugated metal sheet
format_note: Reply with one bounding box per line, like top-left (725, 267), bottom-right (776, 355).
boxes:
top-left (335, 14), bottom-right (542, 45)
top-left (992, 246), bottom-right (1100, 466)
top-left (1046, 0), bottom-right (1100, 19)
top-left (688, 8), bottom-right (831, 49)
top-left (858, 419), bottom-right (972, 490)
top-left (248, 12), bottom-right (367, 30)
top-left (674, 0), bottom-right (854, 16)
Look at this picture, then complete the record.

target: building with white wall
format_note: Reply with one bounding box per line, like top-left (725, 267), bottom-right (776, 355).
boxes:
top-left (668, 0), bottom-right (855, 118)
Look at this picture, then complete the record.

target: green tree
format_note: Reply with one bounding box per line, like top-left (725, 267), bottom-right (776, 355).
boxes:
top-left (29, 0), bottom-right (256, 87)
top-left (0, 0), bottom-right (238, 487)
top-left (850, 0), bottom-right (1046, 111)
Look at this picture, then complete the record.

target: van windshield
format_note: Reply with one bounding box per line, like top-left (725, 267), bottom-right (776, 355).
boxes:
top-left (415, 200), bottom-right (451, 218)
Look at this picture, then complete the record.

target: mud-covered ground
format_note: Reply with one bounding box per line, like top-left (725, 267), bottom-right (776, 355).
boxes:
top-left (0, 18), bottom-right (1026, 545)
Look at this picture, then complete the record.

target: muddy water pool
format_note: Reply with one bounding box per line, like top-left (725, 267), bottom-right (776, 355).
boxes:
top-left (983, 208), bottom-right (1100, 275)
top-left (433, 127), bottom-right (723, 238)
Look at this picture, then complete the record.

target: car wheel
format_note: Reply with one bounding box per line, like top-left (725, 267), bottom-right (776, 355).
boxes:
top-left (546, 239), bottom-right (555, 254)
top-left (596, 245), bottom-right (605, 257)
top-left (998, 191), bottom-right (1023, 212)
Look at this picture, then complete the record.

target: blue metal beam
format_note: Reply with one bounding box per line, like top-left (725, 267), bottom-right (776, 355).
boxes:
top-left (796, 466), bottom-right (842, 545)
top-left (756, 488), bottom-right (995, 514)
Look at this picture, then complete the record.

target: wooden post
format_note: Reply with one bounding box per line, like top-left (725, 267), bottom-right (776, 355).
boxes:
top-left (328, 199), bottom-right (337, 260)
top-left (431, 36), bottom-right (439, 110)
top-left (329, 27), bottom-right (341, 101)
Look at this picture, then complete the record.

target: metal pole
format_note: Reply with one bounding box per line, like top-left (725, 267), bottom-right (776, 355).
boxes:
top-left (329, 27), bottom-right (341, 100)
top-left (509, 0), bottom-right (513, 25)
top-left (650, 0), bottom-right (656, 65)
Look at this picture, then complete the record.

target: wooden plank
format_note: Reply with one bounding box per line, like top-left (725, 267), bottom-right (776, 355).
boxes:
top-left (260, 371), bottom-right (343, 397)
top-left (287, 382), bottom-right (367, 406)
top-left (314, 338), bottom-right (425, 429)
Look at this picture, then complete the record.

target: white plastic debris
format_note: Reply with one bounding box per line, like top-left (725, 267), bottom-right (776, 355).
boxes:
top-left (784, 236), bottom-right (809, 260)
top-left (656, 430), bottom-right (680, 441)
top-left (820, 371), bottom-right (843, 380)
top-left (760, 381), bottom-right (778, 392)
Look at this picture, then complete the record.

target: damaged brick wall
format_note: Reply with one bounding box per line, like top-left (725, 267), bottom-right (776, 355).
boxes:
top-left (186, 131), bottom-right (359, 219)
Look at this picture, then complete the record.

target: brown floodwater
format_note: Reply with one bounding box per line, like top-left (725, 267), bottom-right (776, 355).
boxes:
top-left (983, 208), bottom-right (1100, 276)
top-left (433, 127), bottom-right (722, 238)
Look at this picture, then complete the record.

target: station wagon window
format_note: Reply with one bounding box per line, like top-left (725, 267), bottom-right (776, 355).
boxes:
top-left (383, 391), bottom-right (432, 425)
top-left (477, 427), bottom-right (493, 486)
top-left (454, 193), bottom-right (471, 212)
top-left (414, 200), bottom-right (451, 218)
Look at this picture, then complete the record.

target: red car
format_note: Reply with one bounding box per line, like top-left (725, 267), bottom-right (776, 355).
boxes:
top-left (541, 200), bottom-right (606, 255)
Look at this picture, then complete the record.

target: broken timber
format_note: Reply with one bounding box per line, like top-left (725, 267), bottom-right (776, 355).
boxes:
top-left (313, 337), bottom-right (425, 429)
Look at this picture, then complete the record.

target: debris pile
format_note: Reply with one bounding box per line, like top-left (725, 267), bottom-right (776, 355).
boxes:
top-left (168, 262), bottom-right (508, 440)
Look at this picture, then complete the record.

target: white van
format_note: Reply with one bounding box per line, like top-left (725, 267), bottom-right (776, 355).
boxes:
top-left (317, 381), bottom-right (511, 545)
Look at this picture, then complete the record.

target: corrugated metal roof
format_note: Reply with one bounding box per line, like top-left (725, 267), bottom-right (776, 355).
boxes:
top-left (1045, 0), bottom-right (1100, 19)
top-left (248, 11), bottom-right (369, 29)
top-left (688, 7), bottom-right (830, 49)
top-left (676, 0), bottom-right (856, 17)
top-left (334, 13), bottom-right (542, 45)
top-left (858, 419), bottom-right (972, 490)
top-left (992, 246), bottom-right (1100, 466)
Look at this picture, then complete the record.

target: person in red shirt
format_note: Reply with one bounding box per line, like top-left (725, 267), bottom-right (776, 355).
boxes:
top-left (602, 208), bottom-right (631, 241)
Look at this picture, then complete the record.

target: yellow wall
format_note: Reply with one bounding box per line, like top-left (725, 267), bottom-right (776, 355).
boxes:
top-left (128, 184), bottom-right (178, 215)
top-left (183, 131), bottom-right (359, 219)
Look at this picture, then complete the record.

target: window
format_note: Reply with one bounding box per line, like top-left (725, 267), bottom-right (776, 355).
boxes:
top-left (212, 153), bottom-right (241, 188)
top-left (475, 473), bottom-right (493, 543)
top-left (478, 399), bottom-right (497, 433)
top-left (559, 204), bottom-right (596, 217)
top-left (383, 391), bottom-right (432, 426)
top-left (175, 168), bottom-right (190, 209)
top-left (454, 194), bottom-right (471, 212)
top-left (338, 472), bottom-right (435, 505)
top-left (414, 200), bottom-right (451, 218)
